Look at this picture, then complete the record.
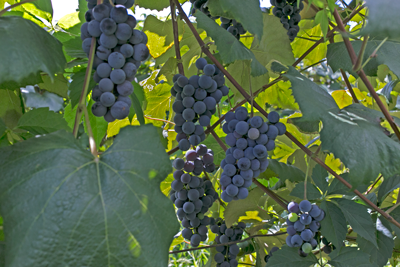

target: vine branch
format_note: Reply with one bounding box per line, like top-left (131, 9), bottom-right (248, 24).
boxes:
top-left (333, 9), bottom-right (400, 142)
top-left (170, 0), bottom-right (184, 76)
top-left (253, 179), bottom-right (288, 209)
top-left (84, 108), bottom-right (98, 157)
top-left (0, 0), bottom-right (36, 16)
top-left (169, 232), bottom-right (286, 254)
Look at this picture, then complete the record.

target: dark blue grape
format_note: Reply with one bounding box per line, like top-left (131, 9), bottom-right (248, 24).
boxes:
top-left (294, 221), bottom-right (305, 232)
top-left (100, 92), bottom-right (115, 107)
top-left (93, 4), bottom-right (110, 21)
top-left (110, 101), bottom-right (130, 119)
top-left (179, 139), bottom-right (190, 151)
top-left (195, 58), bottom-right (207, 70)
top-left (226, 184), bottom-right (239, 197)
top-left (314, 210), bottom-right (325, 221)
top-left (266, 140), bottom-right (276, 151)
top-left (203, 64), bottom-right (215, 76)
top-left (110, 5), bottom-right (128, 23)
top-left (309, 221), bottom-right (320, 232)
top-left (198, 75), bottom-right (213, 89)
top-left (253, 144), bottom-right (267, 158)
top-left (256, 134), bottom-right (268, 145)
top-left (129, 29), bottom-right (143, 44)
top-left (110, 69), bottom-right (126, 84)
top-left (291, 234), bottom-right (303, 247)
top-left (309, 205), bottom-right (322, 218)
top-left (237, 158), bottom-right (251, 171)
top-left (100, 33), bottom-right (118, 49)
top-left (287, 225), bottom-right (296, 236)
top-left (199, 115), bottom-right (210, 126)
top-left (300, 214), bottom-right (312, 225)
top-left (299, 200), bottom-right (312, 212)
top-left (182, 97), bottom-right (195, 108)
top-left (91, 102), bottom-right (107, 117)
top-left (268, 111), bottom-right (280, 124)
top-left (301, 229), bottom-right (313, 241)
top-left (288, 201), bottom-right (300, 213)
top-left (250, 159), bottom-right (260, 170)
top-left (275, 122), bottom-right (287, 135)
top-left (232, 175), bottom-right (244, 186)
top-left (117, 80), bottom-right (134, 96)
top-left (235, 107), bottom-right (248, 121)
top-left (133, 43), bottom-right (149, 61)
top-left (193, 101), bottom-right (206, 114)
top-left (223, 164), bottom-right (237, 176)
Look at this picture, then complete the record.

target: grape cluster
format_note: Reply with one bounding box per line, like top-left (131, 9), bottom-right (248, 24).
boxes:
top-left (286, 200), bottom-right (325, 255)
top-left (264, 247), bottom-right (279, 263)
top-left (220, 109), bottom-right (286, 202)
top-left (270, 0), bottom-right (304, 42)
top-left (173, 58), bottom-right (229, 151)
top-left (210, 219), bottom-right (246, 267)
top-left (190, 0), bottom-right (247, 39)
top-left (170, 145), bottom-right (218, 247)
top-left (86, 0), bottom-right (134, 10)
top-left (81, 1), bottom-right (149, 122)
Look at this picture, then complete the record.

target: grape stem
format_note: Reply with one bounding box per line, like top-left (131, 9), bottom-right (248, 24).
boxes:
top-left (304, 156), bottom-right (312, 200)
top-left (84, 108), bottom-right (99, 158)
top-left (364, 174), bottom-right (382, 195)
top-left (144, 115), bottom-right (175, 125)
top-left (168, 232), bottom-right (286, 254)
top-left (252, 179), bottom-right (288, 210)
top-left (0, 0), bottom-right (36, 16)
top-left (333, 9), bottom-right (400, 143)
top-left (170, 0), bottom-right (185, 76)
top-left (174, 0), bottom-right (400, 230)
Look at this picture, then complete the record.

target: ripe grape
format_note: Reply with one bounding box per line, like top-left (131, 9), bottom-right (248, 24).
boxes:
top-left (300, 214), bottom-right (312, 225)
top-left (115, 23), bottom-right (132, 40)
top-left (110, 69), bottom-right (126, 84)
top-left (179, 139), bottom-right (190, 151)
top-left (88, 20), bottom-right (101, 37)
top-left (91, 102), bottom-right (107, 117)
top-left (299, 200), bottom-right (312, 212)
top-left (195, 58), bottom-right (207, 70)
top-left (226, 184), bottom-right (239, 197)
top-left (99, 33), bottom-right (118, 49)
top-left (110, 101), bottom-right (130, 119)
top-left (203, 64), bottom-right (215, 76)
top-left (301, 229), bottom-right (313, 241)
top-left (133, 43), bottom-right (149, 61)
top-left (198, 75), bottom-right (213, 89)
top-left (291, 235), bottom-right (303, 247)
top-left (93, 4), bottom-right (110, 21)
top-left (235, 107), bottom-right (248, 121)
top-left (288, 201), bottom-right (300, 213)
top-left (104, 110), bottom-right (116, 122)
top-left (92, 86), bottom-right (102, 101)
top-left (110, 5), bottom-right (128, 23)
top-left (100, 92), bottom-right (115, 107)
top-left (97, 63), bottom-right (112, 78)
top-left (96, 45), bottom-right (111, 60)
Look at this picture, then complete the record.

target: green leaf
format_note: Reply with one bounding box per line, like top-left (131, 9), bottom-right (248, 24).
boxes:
top-left (131, 93), bottom-right (145, 126)
top-left (210, 0), bottom-right (263, 39)
top-left (195, 11), bottom-right (267, 77)
top-left (265, 246), bottom-right (319, 267)
top-left (224, 187), bottom-right (270, 228)
top-left (142, 78), bottom-right (171, 127)
top-left (319, 201), bottom-right (347, 248)
top-left (268, 159), bottom-right (305, 183)
top-left (17, 107), bottom-right (71, 135)
top-left (377, 80), bottom-right (399, 103)
top-left (378, 175), bottom-right (400, 202)
top-left (284, 67), bottom-right (400, 187)
top-left (334, 198), bottom-right (377, 247)
top-left (69, 69), bottom-right (97, 108)
top-left (314, 10), bottom-right (328, 39)
top-left (357, 218), bottom-right (394, 267)
top-left (0, 90), bottom-right (22, 129)
top-left (0, 242), bottom-right (4, 267)
top-left (86, 101), bottom-right (108, 149)
top-left (30, 0), bottom-right (53, 18)
top-left (0, 120), bottom-right (6, 138)
top-left (0, 126), bottom-right (179, 266)
top-left (327, 40), bottom-right (400, 79)
top-left (290, 181), bottom-right (322, 200)
top-left (361, 0), bottom-right (400, 39)
top-left (64, 37), bottom-right (87, 59)
top-left (329, 247), bottom-right (378, 267)
top-left (250, 14), bottom-right (295, 67)
top-left (37, 74), bottom-right (69, 98)
top-left (0, 16), bottom-right (66, 89)
top-left (311, 164), bottom-right (329, 194)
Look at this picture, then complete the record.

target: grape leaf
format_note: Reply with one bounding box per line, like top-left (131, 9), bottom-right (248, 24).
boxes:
top-left (284, 67), bottom-right (400, 187)
top-left (143, 82), bottom-right (171, 127)
top-left (37, 73), bottom-right (69, 98)
top-left (0, 90), bottom-right (22, 129)
top-left (195, 11), bottom-right (267, 77)
top-left (334, 198), bottom-right (377, 247)
top-left (250, 14), bottom-right (294, 67)
top-left (361, 0), bottom-right (400, 39)
top-left (268, 159), bottom-right (305, 183)
top-left (329, 247), bottom-right (378, 267)
top-left (17, 107), bottom-right (71, 135)
top-left (0, 126), bottom-right (179, 266)
top-left (0, 120), bottom-right (6, 138)
top-left (224, 187), bottom-right (270, 228)
top-left (357, 218), bottom-right (394, 267)
top-left (30, 0), bottom-right (53, 18)
top-left (208, 0), bottom-right (263, 39)
top-left (265, 246), bottom-right (318, 267)
top-left (135, 0), bottom-right (186, 11)
top-left (319, 201), bottom-right (347, 248)
top-left (378, 175), bottom-right (400, 202)
top-left (290, 181), bottom-right (322, 200)
top-left (0, 242), bottom-right (4, 267)
top-left (69, 68), bottom-right (97, 108)
top-left (327, 40), bottom-right (400, 79)
top-left (311, 164), bottom-right (329, 194)
top-left (0, 16), bottom-right (66, 89)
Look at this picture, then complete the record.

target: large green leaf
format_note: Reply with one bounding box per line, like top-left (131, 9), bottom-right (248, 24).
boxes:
top-left (224, 187), bottom-right (269, 228)
top-left (0, 16), bottom-right (66, 89)
top-left (250, 14), bottom-right (295, 67)
top-left (357, 218), bottom-right (394, 267)
top-left (0, 120), bottom-right (6, 138)
top-left (17, 107), bottom-right (71, 135)
top-left (319, 201), bottom-right (347, 248)
top-left (30, 0), bottom-right (53, 18)
top-left (37, 74), bottom-right (69, 98)
top-left (378, 175), bottom-right (400, 202)
top-left (195, 11), bottom-right (267, 77)
top-left (207, 0), bottom-right (263, 39)
top-left (327, 40), bottom-right (400, 79)
top-left (0, 126), bottom-right (179, 266)
top-left (311, 164), bottom-right (329, 194)
top-left (329, 247), bottom-right (378, 267)
top-left (334, 198), bottom-right (377, 247)
top-left (142, 80), bottom-right (171, 126)
top-left (265, 246), bottom-right (318, 267)
top-left (362, 0), bottom-right (400, 39)
top-left (0, 242), bottom-right (4, 267)
top-left (284, 67), bottom-right (400, 187)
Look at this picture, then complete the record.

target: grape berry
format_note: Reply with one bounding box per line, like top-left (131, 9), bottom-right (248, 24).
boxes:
top-left (270, 0), bottom-right (304, 42)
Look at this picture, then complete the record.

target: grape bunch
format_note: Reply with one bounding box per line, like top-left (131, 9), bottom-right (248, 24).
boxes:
top-left (270, 0), bottom-right (304, 42)
top-left (81, 2), bottom-right (149, 122)
top-left (172, 58), bottom-right (229, 151)
top-left (86, 0), bottom-right (134, 10)
top-left (264, 247), bottom-right (279, 263)
top-left (169, 145), bottom-right (218, 247)
top-left (210, 218), bottom-right (246, 267)
top-left (286, 200), bottom-right (325, 255)
top-left (190, 0), bottom-right (247, 39)
top-left (219, 109), bottom-right (286, 202)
